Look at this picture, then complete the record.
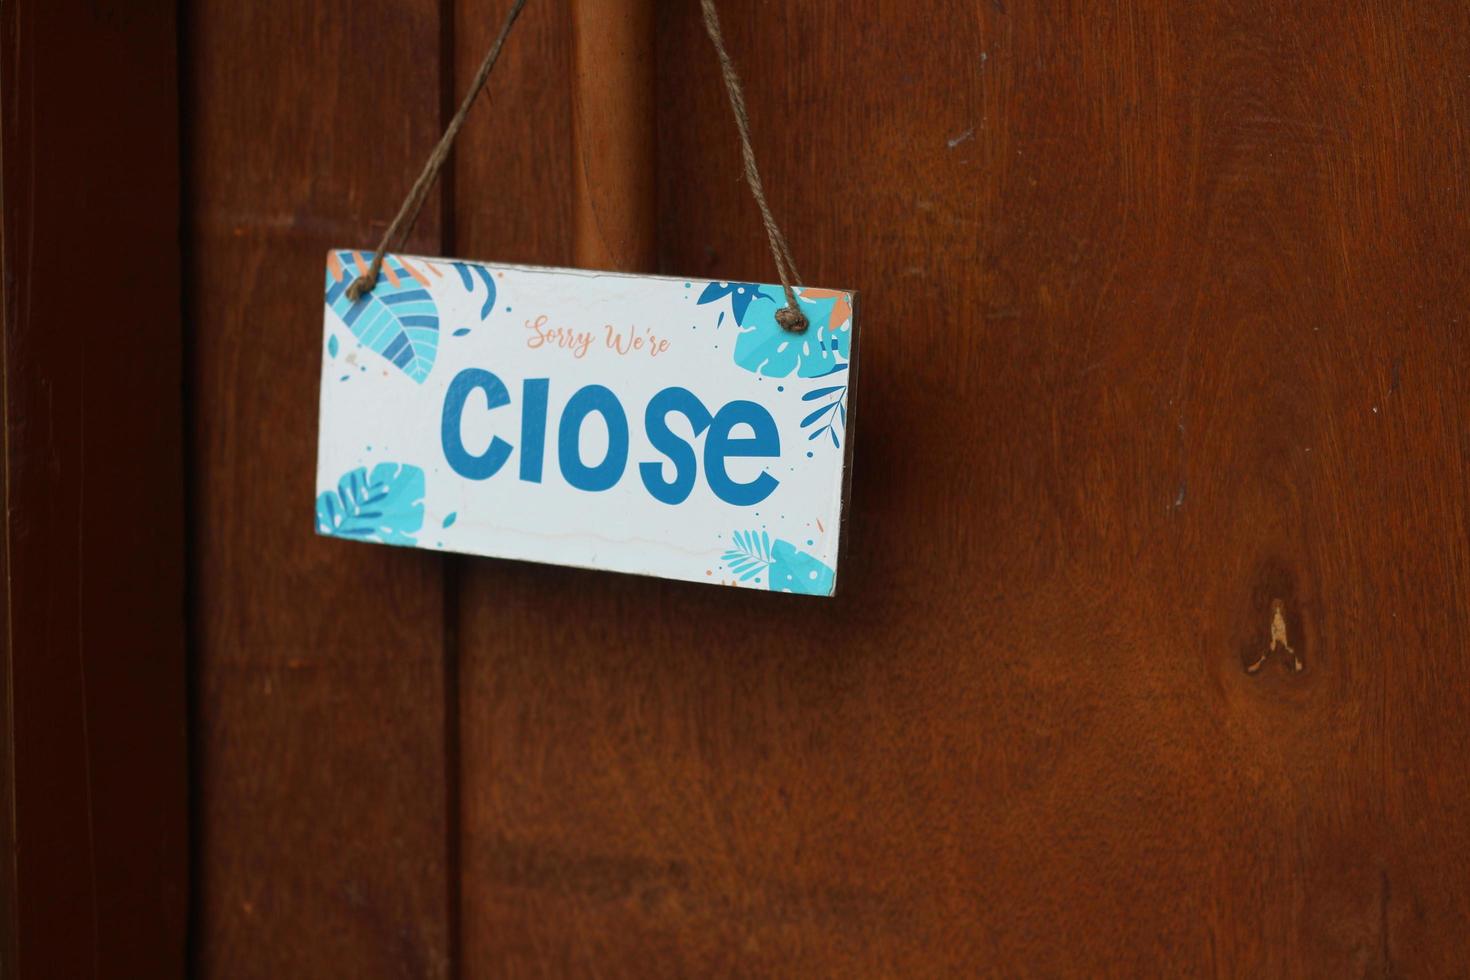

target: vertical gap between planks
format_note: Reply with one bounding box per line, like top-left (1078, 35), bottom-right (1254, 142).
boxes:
top-left (0, 7), bottom-right (16, 973)
top-left (177, 0), bottom-right (204, 971)
top-left (437, 0), bottom-right (463, 975)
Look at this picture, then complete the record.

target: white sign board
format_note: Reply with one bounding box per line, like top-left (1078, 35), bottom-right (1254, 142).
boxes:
top-left (316, 250), bottom-right (858, 596)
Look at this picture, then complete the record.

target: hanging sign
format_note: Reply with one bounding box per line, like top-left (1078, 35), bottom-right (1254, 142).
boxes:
top-left (315, 250), bottom-right (858, 596)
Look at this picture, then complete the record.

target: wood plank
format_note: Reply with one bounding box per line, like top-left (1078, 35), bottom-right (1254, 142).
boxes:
top-left (447, 0), bottom-right (577, 975)
top-left (450, 0), bottom-right (577, 271)
top-left (571, 0), bottom-right (657, 270)
top-left (183, 2), bottom-right (453, 975)
top-left (455, 0), bottom-right (1470, 974)
top-left (0, 2), bottom-right (188, 976)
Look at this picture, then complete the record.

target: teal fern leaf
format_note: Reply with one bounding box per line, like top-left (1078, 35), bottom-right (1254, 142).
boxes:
top-left (720, 529), bottom-right (775, 581)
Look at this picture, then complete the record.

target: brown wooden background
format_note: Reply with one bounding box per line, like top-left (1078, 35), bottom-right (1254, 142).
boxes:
top-left (2, 2), bottom-right (188, 975)
top-left (179, 0), bottom-right (1470, 976)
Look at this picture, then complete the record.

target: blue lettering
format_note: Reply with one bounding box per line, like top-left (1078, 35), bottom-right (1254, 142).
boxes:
top-left (704, 400), bottom-right (780, 506)
top-left (518, 377), bottom-right (550, 483)
top-left (441, 368), bottom-right (513, 480)
top-left (558, 384), bottom-right (629, 492)
top-left (439, 375), bottom-right (785, 504)
top-left (639, 387), bottom-right (712, 505)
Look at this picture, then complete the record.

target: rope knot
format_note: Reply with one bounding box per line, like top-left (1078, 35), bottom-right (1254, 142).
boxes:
top-left (344, 273), bottom-right (377, 302)
top-left (775, 304), bottom-right (808, 333)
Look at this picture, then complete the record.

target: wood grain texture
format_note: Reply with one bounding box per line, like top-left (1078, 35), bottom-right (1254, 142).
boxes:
top-left (449, 0), bottom-right (577, 974)
top-left (185, 0), bottom-right (1470, 974)
top-left (451, 0), bottom-right (1470, 975)
top-left (571, 0), bottom-right (658, 270)
top-left (183, 2), bottom-right (452, 976)
top-left (1, 1), bottom-right (188, 975)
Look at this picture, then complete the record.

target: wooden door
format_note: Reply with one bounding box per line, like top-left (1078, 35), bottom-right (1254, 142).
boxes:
top-left (178, 0), bottom-right (1470, 976)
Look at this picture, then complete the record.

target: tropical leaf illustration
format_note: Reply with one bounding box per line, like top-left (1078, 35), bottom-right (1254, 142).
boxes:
top-left (799, 380), bottom-right (848, 449)
top-left (731, 286), bottom-right (853, 378)
top-left (325, 250), bottom-right (439, 383)
top-left (720, 529), bottom-right (775, 581)
top-left (697, 281), bottom-right (772, 326)
top-left (767, 541), bottom-right (836, 596)
top-left (315, 462), bottom-right (425, 546)
top-left (450, 260), bottom-right (497, 320)
top-left (718, 532), bottom-right (836, 595)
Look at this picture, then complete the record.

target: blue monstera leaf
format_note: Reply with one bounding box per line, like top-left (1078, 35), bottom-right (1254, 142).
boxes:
top-left (325, 250), bottom-right (439, 383)
top-left (767, 540), bottom-right (836, 595)
top-left (730, 286), bottom-right (853, 378)
top-left (720, 530), bottom-right (836, 595)
top-left (316, 462), bottom-right (425, 546)
top-left (697, 281), bottom-right (772, 326)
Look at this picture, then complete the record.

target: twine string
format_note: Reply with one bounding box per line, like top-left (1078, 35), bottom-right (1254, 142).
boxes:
top-left (698, 0), bottom-right (807, 332)
top-left (350, 0), bottom-right (808, 334)
top-left (346, 0), bottom-right (530, 301)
